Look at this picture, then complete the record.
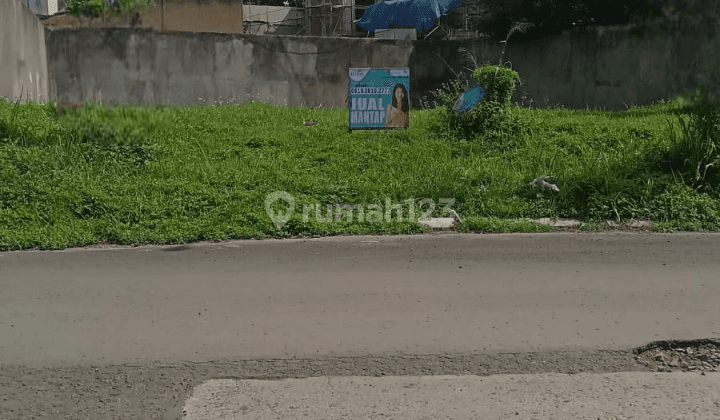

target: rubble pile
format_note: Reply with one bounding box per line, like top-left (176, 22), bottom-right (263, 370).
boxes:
top-left (634, 339), bottom-right (720, 373)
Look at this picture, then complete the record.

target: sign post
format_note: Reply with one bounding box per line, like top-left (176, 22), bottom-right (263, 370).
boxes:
top-left (349, 68), bottom-right (410, 130)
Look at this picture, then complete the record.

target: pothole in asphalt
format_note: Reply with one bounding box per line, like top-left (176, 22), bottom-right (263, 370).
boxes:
top-left (633, 338), bottom-right (720, 373)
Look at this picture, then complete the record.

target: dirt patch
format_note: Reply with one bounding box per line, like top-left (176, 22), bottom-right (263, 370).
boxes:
top-left (634, 338), bottom-right (720, 373)
top-left (0, 349), bottom-right (650, 420)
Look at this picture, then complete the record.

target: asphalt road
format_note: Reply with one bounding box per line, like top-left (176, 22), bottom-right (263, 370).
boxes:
top-left (1, 232), bottom-right (719, 368)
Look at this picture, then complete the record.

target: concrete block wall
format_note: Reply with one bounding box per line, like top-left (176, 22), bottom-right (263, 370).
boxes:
top-left (0, 0), bottom-right (49, 102)
top-left (18, 8), bottom-right (720, 110)
top-left (414, 23), bottom-right (720, 110)
top-left (47, 29), bottom-right (413, 107)
top-left (503, 24), bottom-right (720, 109)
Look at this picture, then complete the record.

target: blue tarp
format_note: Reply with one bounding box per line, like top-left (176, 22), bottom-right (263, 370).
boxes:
top-left (452, 86), bottom-right (485, 113)
top-left (357, 0), bottom-right (466, 32)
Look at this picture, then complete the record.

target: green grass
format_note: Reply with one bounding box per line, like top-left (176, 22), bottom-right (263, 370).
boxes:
top-left (1, 94), bottom-right (719, 251)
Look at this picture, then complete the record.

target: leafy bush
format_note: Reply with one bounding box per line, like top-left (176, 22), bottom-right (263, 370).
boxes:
top-left (434, 64), bottom-right (525, 149)
top-left (67, 0), bottom-right (106, 18)
top-left (66, 0), bottom-right (153, 19)
top-left (472, 65), bottom-right (520, 105)
top-left (111, 0), bottom-right (153, 16)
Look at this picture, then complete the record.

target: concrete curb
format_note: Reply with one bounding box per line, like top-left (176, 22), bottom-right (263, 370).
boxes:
top-left (418, 217), bottom-right (456, 229)
top-left (182, 372), bottom-right (720, 419)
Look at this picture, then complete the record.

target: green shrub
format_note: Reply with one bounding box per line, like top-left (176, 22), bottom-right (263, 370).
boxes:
top-left (66, 0), bottom-right (153, 19)
top-left (112, 0), bottom-right (153, 16)
top-left (67, 0), bottom-right (106, 18)
top-left (472, 65), bottom-right (520, 105)
top-left (434, 64), bottom-right (525, 148)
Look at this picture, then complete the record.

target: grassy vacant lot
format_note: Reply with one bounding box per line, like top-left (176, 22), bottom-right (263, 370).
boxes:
top-left (1, 93), bottom-right (719, 250)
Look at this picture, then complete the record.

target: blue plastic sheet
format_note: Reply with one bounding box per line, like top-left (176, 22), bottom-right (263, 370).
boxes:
top-left (452, 86), bottom-right (485, 113)
top-left (357, 0), bottom-right (466, 32)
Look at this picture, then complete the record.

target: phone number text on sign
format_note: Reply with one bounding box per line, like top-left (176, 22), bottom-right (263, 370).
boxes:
top-left (350, 88), bottom-right (392, 94)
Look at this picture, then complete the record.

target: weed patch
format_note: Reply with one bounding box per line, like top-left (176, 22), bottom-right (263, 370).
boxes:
top-left (0, 93), bottom-right (718, 250)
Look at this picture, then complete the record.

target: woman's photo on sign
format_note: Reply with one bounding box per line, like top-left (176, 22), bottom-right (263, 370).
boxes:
top-left (385, 83), bottom-right (409, 128)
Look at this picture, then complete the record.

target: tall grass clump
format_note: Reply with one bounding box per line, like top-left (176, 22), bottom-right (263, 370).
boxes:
top-left (0, 97), bottom-right (68, 147)
top-left (664, 90), bottom-right (720, 193)
top-left (55, 100), bottom-right (165, 165)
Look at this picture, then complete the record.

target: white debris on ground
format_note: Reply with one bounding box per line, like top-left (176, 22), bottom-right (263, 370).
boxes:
top-left (418, 218), bottom-right (456, 229)
top-left (536, 218), bottom-right (583, 227)
top-left (449, 210), bottom-right (461, 222)
top-left (532, 175), bottom-right (560, 192)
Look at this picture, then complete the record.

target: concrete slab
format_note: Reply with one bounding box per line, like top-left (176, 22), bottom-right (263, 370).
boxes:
top-left (605, 219), bottom-right (654, 228)
top-left (182, 372), bottom-right (720, 420)
top-left (418, 217), bottom-right (456, 229)
top-left (536, 218), bottom-right (583, 227)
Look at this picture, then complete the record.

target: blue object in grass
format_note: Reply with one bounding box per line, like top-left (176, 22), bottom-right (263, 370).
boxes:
top-left (357, 0), bottom-right (466, 32)
top-left (452, 86), bottom-right (485, 113)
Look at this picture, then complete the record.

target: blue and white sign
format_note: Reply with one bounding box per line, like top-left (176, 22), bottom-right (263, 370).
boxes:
top-left (349, 68), bottom-right (410, 130)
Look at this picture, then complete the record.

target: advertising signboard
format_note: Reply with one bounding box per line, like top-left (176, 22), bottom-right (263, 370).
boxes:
top-left (349, 68), bottom-right (410, 130)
